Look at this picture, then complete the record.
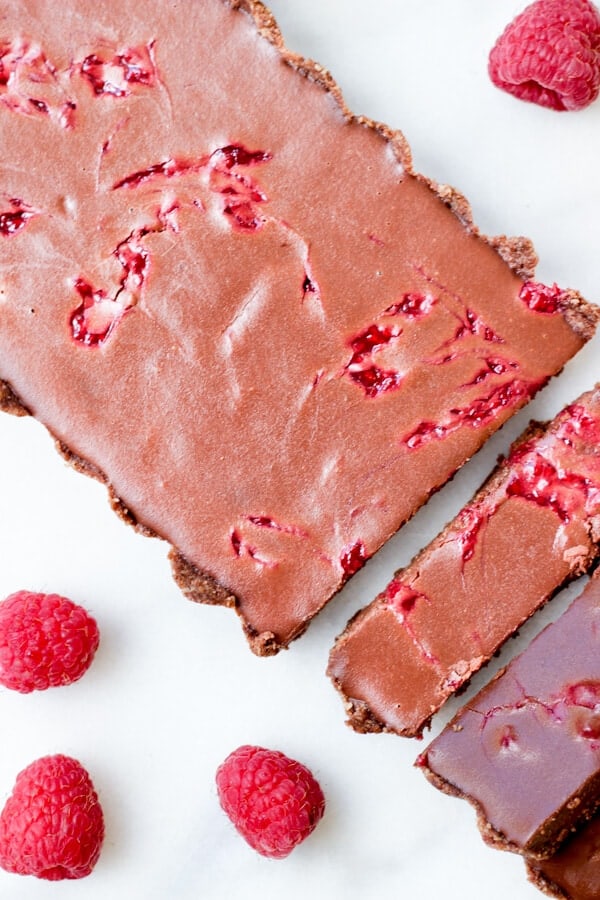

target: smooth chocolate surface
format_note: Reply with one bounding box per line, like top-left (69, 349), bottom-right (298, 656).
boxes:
top-left (527, 815), bottom-right (600, 899)
top-left (329, 388), bottom-right (600, 732)
top-left (0, 1), bottom-right (596, 652)
top-left (419, 570), bottom-right (600, 859)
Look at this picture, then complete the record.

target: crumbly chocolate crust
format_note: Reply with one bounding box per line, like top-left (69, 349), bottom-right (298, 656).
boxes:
top-left (421, 755), bottom-right (600, 860)
top-left (418, 752), bottom-right (533, 854)
top-left (526, 869), bottom-right (570, 900)
top-left (0, 379), bottom-right (29, 417)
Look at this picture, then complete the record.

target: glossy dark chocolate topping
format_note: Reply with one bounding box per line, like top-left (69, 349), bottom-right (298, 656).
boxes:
top-left (419, 572), bottom-right (600, 858)
top-left (0, 0), bottom-right (595, 651)
top-left (329, 389), bottom-right (600, 730)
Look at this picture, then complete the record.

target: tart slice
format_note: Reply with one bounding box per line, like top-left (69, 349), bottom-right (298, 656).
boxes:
top-left (329, 388), bottom-right (600, 732)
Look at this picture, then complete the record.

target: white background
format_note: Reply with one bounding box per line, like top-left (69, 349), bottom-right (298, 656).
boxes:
top-left (0, 1), bottom-right (599, 898)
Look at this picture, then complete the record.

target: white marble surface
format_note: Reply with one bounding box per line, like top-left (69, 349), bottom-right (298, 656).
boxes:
top-left (0, 1), bottom-right (599, 897)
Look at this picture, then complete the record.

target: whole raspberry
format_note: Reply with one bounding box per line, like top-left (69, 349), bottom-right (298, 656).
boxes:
top-left (216, 745), bottom-right (326, 858)
top-left (0, 755), bottom-right (104, 880)
top-left (489, 0), bottom-right (600, 111)
top-left (0, 591), bottom-right (99, 692)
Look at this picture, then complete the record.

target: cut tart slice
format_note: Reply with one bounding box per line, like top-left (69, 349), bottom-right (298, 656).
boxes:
top-left (417, 570), bottom-right (600, 860)
top-left (0, 0), bottom-right (597, 653)
top-left (329, 387), bottom-right (600, 732)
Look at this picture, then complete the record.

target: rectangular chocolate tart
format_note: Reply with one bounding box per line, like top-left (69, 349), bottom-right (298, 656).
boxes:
top-left (328, 388), bottom-right (600, 733)
top-left (417, 571), bottom-right (600, 860)
top-left (0, 0), bottom-right (597, 654)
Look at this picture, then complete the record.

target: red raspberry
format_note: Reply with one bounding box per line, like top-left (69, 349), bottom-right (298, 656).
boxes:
top-left (0, 591), bottom-right (99, 692)
top-left (216, 745), bottom-right (326, 858)
top-left (0, 755), bottom-right (104, 880)
top-left (489, 0), bottom-right (600, 111)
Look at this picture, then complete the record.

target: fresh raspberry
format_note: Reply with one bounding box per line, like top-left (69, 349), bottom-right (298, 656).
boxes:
top-left (216, 745), bottom-right (326, 858)
top-left (0, 754), bottom-right (104, 880)
top-left (489, 0), bottom-right (600, 111)
top-left (0, 591), bottom-right (99, 693)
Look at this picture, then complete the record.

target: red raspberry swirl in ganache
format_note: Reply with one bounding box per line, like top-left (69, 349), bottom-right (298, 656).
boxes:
top-left (0, 199), bottom-right (37, 236)
top-left (346, 323), bottom-right (404, 398)
top-left (70, 279), bottom-right (122, 347)
top-left (70, 228), bottom-right (152, 346)
top-left (340, 541), bottom-right (368, 579)
top-left (519, 281), bottom-right (565, 314)
top-left (113, 143), bottom-right (271, 233)
top-left (1, 37), bottom-right (159, 126)
top-left (344, 293), bottom-right (435, 398)
top-left (245, 515), bottom-right (308, 538)
top-left (451, 404), bottom-right (600, 568)
top-left (403, 378), bottom-right (542, 450)
top-left (384, 580), bottom-right (439, 665)
top-left (564, 679), bottom-right (600, 739)
top-left (208, 144), bottom-right (272, 233)
top-left (72, 144), bottom-right (273, 346)
top-left (79, 43), bottom-right (157, 97)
